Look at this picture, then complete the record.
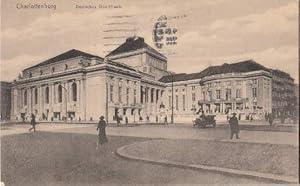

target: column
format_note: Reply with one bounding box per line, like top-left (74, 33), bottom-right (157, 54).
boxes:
top-left (80, 78), bottom-right (86, 120)
top-left (63, 82), bottom-right (67, 117)
top-left (27, 87), bottom-right (31, 114)
top-left (77, 80), bottom-right (81, 117)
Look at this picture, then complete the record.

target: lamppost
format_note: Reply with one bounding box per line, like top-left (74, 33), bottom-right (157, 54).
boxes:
top-left (105, 80), bottom-right (109, 124)
top-left (171, 74), bottom-right (174, 123)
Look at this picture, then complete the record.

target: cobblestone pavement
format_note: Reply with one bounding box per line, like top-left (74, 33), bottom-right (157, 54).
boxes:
top-left (2, 123), bottom-right (298, 146)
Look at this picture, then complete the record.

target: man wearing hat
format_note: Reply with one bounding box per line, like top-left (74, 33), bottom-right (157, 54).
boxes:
top-left (96, 116), bottom-right (108, 149)
top-left (229, 113), bottom-right (240, 139)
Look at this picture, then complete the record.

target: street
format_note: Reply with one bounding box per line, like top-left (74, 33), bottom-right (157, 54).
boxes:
top-left (1, 122), bottom-right (298, 185)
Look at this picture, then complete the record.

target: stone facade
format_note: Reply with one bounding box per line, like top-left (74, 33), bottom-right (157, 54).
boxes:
top-left (271, 69), bottom-right (296, 118)
top-left (10, 47), bottom-right (165, 123)
top-left (9, 36), bottom-right (295, 123)
top-left (160, 63), bottom-right (272, 122)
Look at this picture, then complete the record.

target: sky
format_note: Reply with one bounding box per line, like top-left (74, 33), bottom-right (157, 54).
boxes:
top-left (1, 0), bottom-right (299, 83)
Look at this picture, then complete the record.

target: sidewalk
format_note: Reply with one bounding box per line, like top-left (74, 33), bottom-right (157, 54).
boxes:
top-left (1, 123), bottom-right (298, 146)
top-left (116, 139), bottom-right (299, 183)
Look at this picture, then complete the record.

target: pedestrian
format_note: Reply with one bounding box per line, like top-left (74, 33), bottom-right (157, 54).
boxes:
top-left (29, 113), bottom-right (36, 132)
top-left (96, 116), bottom-right (108, 149)
top-left (229, 113), bottom-right (240, 139)
top-left (116, 115), bottom-right (121, 126)
top-left (164, 115), bottom-right (168, 125)
top-left (269, 113), bottom-right (273, 126)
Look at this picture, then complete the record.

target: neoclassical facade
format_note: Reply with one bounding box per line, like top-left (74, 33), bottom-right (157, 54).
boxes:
top-left (11, 37), bottom-right (166, 123)
top-left (159, 61), bottom-right (273, 121)
top-left (10, 36), bottom-right (293, 123)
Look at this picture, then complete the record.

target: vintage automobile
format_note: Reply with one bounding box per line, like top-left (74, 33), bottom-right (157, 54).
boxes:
top-left (192, 115), bottom-right (216, 128)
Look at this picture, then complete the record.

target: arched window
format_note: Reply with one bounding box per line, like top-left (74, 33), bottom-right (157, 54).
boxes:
top-left (58, 85), bottom-right (63, 103)
top-left (24, 90), bottom-right (27, 106)
top-left (72, 83), bottom-right (77, 102)
top-left (34, 88), bottom-right (38, 105)
top-left (45, 87), bottom-right (49, 104)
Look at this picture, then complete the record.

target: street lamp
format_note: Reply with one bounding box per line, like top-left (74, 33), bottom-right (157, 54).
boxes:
top-left (171, 74), bottom-right (174, 124)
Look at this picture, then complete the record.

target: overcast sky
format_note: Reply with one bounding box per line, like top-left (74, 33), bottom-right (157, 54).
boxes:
top-left (1, 0), bottom-right (299, 82)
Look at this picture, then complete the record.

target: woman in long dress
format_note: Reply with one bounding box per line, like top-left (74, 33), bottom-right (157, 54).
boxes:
top-left (96, 116), bottom-right (108, 148)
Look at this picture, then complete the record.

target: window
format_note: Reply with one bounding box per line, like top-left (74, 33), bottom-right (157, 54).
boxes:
top-left (192, 86), bottom-right (195, 90)
top-left (65, 64), bottom-right (68, 70)
top-left (24, 90), bottom-right (27, 106)
top-left (118, 86), bottom-right (122, 103)
top-left (133, 89), bottom-right (137, 104)
top-left (175, 95), bottom-right (179, 110)
top-left (72, 83), bottom-right (77, 102)
top-left (169, 96), bottom-right (172, 108)
top-left (140, 87), bottom-right (144, 103)
top-left (236, 89), bottom-right (241, 98)
top-left (29, 72), bottom-right (32, 78)
top-left (202, 91), bottom-right (206, 100)
top-left (34, 88), bottom-right (38, 104)
top-left (126, 88), bottom-right (130, 105)
top-left (253, 79), bottom-right (257, 84)
top-left (110, 85), bottom-right (114, 102)
top-left (208, 91), bottom-right (212, 101)
top-left (40, 70), bottom-right (43, 75)
top-left (182, 95), bottom-right (185, 111)
top-left (216, 90), bottom-right (221, 99)
top-left (192, 93), bottom-right (196, 102)
top-left (252, 87), bottom-right (257, 98)
top-left (45, 87), bottom-right (49, 104)
top-left (58, 85), bottom-right (63, 103)
top-left (225, 89), bottom-right (231, 100)
top-left (151, 89), bottom-right (154, 103)
top-left (51, 67), bottom-right (55, 73)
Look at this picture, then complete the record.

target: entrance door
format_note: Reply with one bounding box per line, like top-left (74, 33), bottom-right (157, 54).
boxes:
top-left (114, 108), bottom-right (119, 120)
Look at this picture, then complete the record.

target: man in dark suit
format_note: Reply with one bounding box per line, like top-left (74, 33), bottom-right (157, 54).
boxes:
top-left (29, 113), bottom-right (36, 132)
top-left (229, 113), bottom-right (240, 139)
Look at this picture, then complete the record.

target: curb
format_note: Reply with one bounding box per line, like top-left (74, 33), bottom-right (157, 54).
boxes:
top-left (116, 143), bottom-right (298, 184)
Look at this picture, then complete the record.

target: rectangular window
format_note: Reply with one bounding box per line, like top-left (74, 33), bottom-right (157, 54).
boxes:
top-left (169, 95), bottom-right (172, 108)
top-left (133, 89), bottom-right (137, 104)
top-left (110, 85), bottom-right (114, 102)
top-left (126, 88), bottom-right (129, 105)
top-left (226, 89), bottom-right (231, 100)
top-left (252, 87), bottom-right (257, 97)
top-left (253, 79), bottom-right (257, 84)
top-left (192, 93), bottom-right (196, 102)
top-left (208, 91), bottom-right (212, 101)
top-left (236, 89), bottom-right (241, 98)
top-left (175, 95), bottom-right (179, 110)
top-left (182, 95), bottom-right (185, 111)
top-left (216, 90), bottom-right (221, 99)
top-left (118, 86), bottom-right (122, 103)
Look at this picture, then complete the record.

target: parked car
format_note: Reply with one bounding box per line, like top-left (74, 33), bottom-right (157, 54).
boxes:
top-left (193, 115), bottom-right (216, 128)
